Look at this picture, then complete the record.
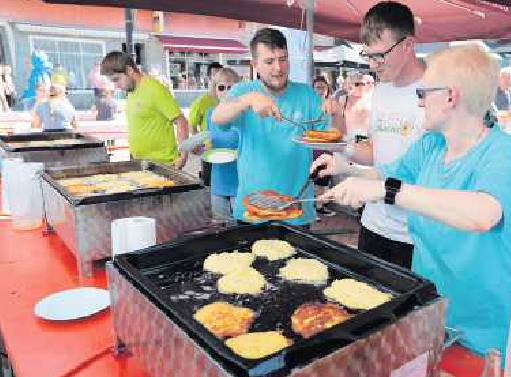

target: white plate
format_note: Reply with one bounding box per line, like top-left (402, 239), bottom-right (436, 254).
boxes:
top-left (34, 287), bottom-right (110, 321)
top-left (202, 148), bottom-right (238, 164)
top-left (292, 135), bottom-right (348, 152)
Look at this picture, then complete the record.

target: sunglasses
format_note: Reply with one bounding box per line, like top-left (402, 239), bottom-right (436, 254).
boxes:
top-left (415, 87), bottom-right (449, 100)
top-left (360, 36), bottom-right (407, 65)
top-left (352, 82), bottom-right (366, 87)
top-left (217, 84), bottom-right (232, 92)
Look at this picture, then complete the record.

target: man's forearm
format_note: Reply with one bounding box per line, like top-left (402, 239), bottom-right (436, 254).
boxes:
top-left (350, 140), bottom-right (374, 166)
top-left (211, 95), bottom-right (251, 125)
top-left (174, 114), bottom-right (189, 143)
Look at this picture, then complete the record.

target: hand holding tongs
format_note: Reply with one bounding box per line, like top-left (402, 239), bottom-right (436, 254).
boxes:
top-left (280, 112), bottom-right (328, 131)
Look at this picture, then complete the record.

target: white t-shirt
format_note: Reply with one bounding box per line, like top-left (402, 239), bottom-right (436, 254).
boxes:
top-left (361, 81), bottom-right (425, 244)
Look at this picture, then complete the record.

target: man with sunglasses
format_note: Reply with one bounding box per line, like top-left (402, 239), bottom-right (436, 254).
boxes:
top-left (314, 1), bottom-right (425, 268)
top-left (101, 51), bottom-right (189, 169)
top-left (212, 27), bottom-right (341, 226)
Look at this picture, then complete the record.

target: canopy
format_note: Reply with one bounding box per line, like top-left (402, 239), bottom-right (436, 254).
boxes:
top-left (43, 0), bottom-right (511, 42)
top-left (314, 44), bottom-right (367, 64)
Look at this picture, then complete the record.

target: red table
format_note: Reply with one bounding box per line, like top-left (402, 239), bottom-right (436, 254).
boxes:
top-left (0, 217), bottom-right (485, 377)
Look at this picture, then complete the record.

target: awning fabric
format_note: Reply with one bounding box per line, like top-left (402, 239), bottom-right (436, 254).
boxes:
top-left (158, 36), bottom-right (248, 54)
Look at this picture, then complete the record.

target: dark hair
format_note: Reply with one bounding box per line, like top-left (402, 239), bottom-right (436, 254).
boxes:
top-left (313, 76), bottom-right (331, 97)
top-left (250, 28), bottom-right (287, 58)
top-left (100, 51), bottom-right (139, 76)
top-left (207, 62), bottom-right (223, 78)
top-left (361, 1), bottom-right (415, 45)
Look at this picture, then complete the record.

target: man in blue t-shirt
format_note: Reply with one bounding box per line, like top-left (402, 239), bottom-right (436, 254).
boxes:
top-left (211, 28), bottom-right (341, 225)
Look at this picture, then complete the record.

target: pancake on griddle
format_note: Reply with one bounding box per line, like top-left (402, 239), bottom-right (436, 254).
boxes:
top-left (251, 239), bottom-right (296, 261)
top-left (279, 258), bottom-right (329, 284)
top-left (193, 301), bottom-right (255, 339)
top-left (217, 267), bottom-right (267, 295)
top-left (324, 278), bottom-right (392, 310)
top-left (291, 302), bottom-right (351, 338)
top-left (203, 252), bottom-right (255, 275)
top-left (225, 331), bottom-right (292, 359)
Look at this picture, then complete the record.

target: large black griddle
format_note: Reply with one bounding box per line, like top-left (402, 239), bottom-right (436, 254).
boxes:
top-left (114, 222), bottom-right (439, 377)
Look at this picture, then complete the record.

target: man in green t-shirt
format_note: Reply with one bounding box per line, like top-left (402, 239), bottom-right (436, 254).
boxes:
top-left (101, 51), bottom-right (189, 168)
top-left (188, 62), bottom-right (223, 134)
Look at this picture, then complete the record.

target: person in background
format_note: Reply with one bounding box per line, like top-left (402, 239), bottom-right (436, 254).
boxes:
top-left (31, 84), bottom-right (77, 131)
top-left (313, 76), bottom-right (331, 100)
top-left (317, 1), bottom-right (427, 268)
top-left (340, 72), bottom-right (371, 140)
top-left (101, 51), bottom-right (189, 168)
top-left (204, 68), bottom-right (241, 222)
top-left (493, 67), bottom-right (511, 111)
top-left (362, 74), bottom-right (375, 98)
top-left (90, 81), bottom-right (117, 121)
top-left (313, 42), bottom-right (511, 365)
top-left (188, 62), bottom-right (223, 186)
top-left (188, 62), bottom-right (224, 134)
top-left (50, 63), bottom-right (69, 89)
top-left (2, 65), bottom-right (16, 109)
top-left (211, 27), bottom-right (341, 226)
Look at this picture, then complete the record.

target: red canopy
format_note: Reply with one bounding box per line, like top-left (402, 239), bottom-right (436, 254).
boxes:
top-left (43, 0), bottom-right (511, 42)
top-left (158, 36), bottom-right (248, 54)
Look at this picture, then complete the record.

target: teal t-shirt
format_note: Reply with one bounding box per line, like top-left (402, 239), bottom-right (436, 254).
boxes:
top-left (225, 80), bottom-right (325, 225)
top-left (380, 126), bottom-right (511, 357)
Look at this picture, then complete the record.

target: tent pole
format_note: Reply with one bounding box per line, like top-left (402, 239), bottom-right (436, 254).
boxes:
top-left (306, 0), bottom-right (314, 85)
top-left (125, 8), bottom-right (135, 60)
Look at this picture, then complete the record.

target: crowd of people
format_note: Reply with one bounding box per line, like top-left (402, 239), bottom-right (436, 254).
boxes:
top-left (96, 0), bottom-right (511, 366)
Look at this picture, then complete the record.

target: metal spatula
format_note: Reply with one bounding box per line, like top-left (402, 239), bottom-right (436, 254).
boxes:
top-left (247, 165), bottom-right (327, 211)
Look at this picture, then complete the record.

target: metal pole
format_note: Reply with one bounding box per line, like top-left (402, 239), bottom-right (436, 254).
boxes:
top-left (306, 0), bottom-right (314, 85)
top-left (125, 8), bottom-right (135, 60)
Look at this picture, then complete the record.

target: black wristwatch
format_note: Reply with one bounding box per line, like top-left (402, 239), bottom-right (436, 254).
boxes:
top-left (384, 177), bottom-right (402, 205)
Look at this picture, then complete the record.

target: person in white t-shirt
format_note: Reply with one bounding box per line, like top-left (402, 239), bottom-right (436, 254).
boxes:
top-left (313, 1), bottom-right (425, 268)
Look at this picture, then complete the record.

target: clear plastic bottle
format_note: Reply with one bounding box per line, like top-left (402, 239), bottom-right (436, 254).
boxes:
top-left (480, 348), bottom-right (502, 377)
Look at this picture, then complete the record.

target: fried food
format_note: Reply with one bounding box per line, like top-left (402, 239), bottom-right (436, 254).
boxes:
top-left (204, 252), bottom-right (255, 275)
top-left (193, 302), bottom-right (255, 339)
top-left (118, 171), bottom-right (155, 180)
top-left (225, 331), bottom-right (292, 359)
top-left (251, 239), bottom-right (296, 261)
top-left (324, 278), bottom-right (392, 310)
top-left (291, 302), bottom-right (351, 338)
top-left (135, 178), bottom-right (175, 189)
top-left (242, 191), bottom-right (303, 221)
top-left (217, 267), bottom-right (267, 295)
top-left (87, 174), bottom-right (119, 183)
top-left (279, 258), bottom-right (329, 283)
top-left (65, 183), bottom-right (97, 196)
top-left (58, 177), bottom-right (87, 187)
top-left (302, 128), bottom-right (342, 143)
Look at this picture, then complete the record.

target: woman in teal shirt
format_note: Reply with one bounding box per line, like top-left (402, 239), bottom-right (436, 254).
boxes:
top-left (313, 43), bottom-right (511, 359)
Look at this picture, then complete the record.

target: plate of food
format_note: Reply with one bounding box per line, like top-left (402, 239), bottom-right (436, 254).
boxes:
top-left (292, 128), bottom-right (348, 151)
top-left (202, 148), bottom-right (238, 164)
top-left (242, 190), bottom-right (303, 222)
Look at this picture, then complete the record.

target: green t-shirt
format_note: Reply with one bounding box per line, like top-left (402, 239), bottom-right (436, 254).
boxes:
top-left (126, 76), bottom-right (182, 163)
top-left (188, 93), bottom-right (218, 132)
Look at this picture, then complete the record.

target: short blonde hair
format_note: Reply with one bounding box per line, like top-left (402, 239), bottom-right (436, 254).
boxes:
top-left (210, 68), bottom-right (241, 95)
top-left (426, 42), bottom-right (499, 118)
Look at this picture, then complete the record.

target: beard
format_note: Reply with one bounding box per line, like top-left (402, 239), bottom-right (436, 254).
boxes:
top-left (260, 76), bottom-right (288, 93)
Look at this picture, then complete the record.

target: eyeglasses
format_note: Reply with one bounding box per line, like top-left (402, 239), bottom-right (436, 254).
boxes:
top-left (353, 82), bottom-right (366, 87)
top-left (217, 84), bottom-right (232, 92)
top-left (415, 87), bottom-right (449, 100)
top-left (360, 36), bottom-right (407, 65)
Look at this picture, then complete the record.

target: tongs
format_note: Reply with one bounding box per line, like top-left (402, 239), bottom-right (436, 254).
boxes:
top-left (281, 113), bottom-right (328, 131)
top-left (247, 165), bottom-right (329, 211)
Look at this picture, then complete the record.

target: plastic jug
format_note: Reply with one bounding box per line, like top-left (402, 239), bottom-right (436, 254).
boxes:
top-left (9, 162), bottom-right (44, 230)
top-left (1, 157), bottom-right (23, 215)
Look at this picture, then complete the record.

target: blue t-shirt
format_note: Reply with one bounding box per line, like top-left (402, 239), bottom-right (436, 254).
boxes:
top-left (225, 80), bottom-right (325, 225)
top-left (380, 127), bottom-right (511, 357)
top-left (206, 108), bottom-right (239, 197)
top-left (35, 99), bottom-right (75, 131)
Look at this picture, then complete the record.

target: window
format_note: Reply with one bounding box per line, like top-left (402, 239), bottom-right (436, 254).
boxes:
top-left (30, 36), bottom-right (105, 89)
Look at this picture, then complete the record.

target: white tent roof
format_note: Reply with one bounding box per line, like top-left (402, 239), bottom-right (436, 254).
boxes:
top-left (314, 44), bottom-right (366, 64)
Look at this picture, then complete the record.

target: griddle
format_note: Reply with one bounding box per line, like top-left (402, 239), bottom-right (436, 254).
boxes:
top-left (41, 161), bottom-right (202, 205)
top-left (114, 222), bottom-right (439, 377)
top-left (0, 131), bottom-right (104, 152)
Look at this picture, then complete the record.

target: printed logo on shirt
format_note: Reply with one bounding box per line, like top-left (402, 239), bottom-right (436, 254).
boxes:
top-left (373, 114), bottom-right (420, 136)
